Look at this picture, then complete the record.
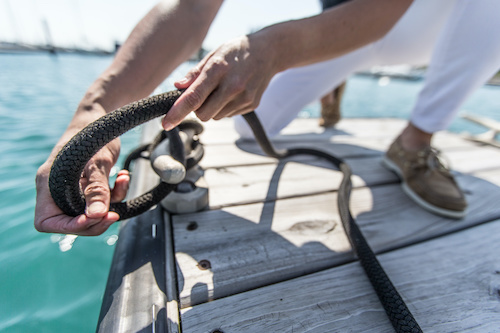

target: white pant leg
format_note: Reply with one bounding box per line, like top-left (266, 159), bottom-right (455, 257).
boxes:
top-left (410, 0), bottom-right (500, 133)
top-left (234, 45), bottom-right (376, 139)
top-left (234, 0), bottom-right (456, 139)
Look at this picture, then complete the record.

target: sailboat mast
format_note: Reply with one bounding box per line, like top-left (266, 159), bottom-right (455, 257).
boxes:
top-left (42, 18), bottom-right (56, 53)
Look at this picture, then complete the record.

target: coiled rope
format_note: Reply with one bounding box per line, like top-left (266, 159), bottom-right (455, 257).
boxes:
top-left (49, 89), bottom-right (422, 332)
top-left (49, 90), bottom-right (182, 220)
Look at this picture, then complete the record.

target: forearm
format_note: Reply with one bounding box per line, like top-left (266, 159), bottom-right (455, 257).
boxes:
top-left (259, 0), bottom-right (413, 72)
top-left (64, 0), bottom-right (222, 139)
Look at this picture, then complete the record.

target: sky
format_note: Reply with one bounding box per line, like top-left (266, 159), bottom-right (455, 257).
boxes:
top-left (0, 0), bottom-right (321, 51)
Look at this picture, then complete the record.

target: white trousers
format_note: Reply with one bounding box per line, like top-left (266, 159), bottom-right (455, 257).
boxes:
top-left (234, 0), bottom-right (500, 138)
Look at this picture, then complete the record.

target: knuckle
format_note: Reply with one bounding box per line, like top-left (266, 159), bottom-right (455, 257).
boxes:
top-left (208, 56), bottom-right (227, 69)
top-left (88, 153), bottom-right (115, 170)
top-left (241, 93), bottom-right (253, 105)
top-left (195, 111), bottom-right (211, 122)
top-left (239, 91), bottom-right (257, 109)
top-left (183, 89), bottom-right (203, 110)
top-left (204, 58), bottom-right (229, 79)
top-left (34, 219), bottom-right (45, 232)
top-left (189, 66), bottom-right (201, 77)
top-left (61, 222), bottom-right (76, 234)
top-left (249, 99), bottom-right (260, 110)
top-left (214, 111), bottom-right (230, 121)
top-left (35, 164), bottom-right (50, 185)
top-left (83, 182), bottom-right (110, 198)
top-left (229, 80), bottom-right (246, 95)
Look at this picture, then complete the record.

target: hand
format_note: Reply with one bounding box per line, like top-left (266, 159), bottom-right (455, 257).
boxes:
top-left (35, 135), bottom-right (130, 236)
top-left (162, 34), bottom-right (279, 130)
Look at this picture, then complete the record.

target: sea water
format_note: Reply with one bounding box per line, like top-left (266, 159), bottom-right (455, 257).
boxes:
top-left (0, 53), bottom-right (499, 332)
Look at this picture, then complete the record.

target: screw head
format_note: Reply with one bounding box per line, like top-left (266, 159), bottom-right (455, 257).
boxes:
top-left (197, 260), bottom-right (211, 270)
top-left (187, 221), bottom-right (198, 231)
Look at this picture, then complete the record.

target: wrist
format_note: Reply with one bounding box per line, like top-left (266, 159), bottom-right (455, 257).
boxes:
top-left (251, 20), bottom-right (309, 74)
top-left (79, 75), bottom-right (122, 113)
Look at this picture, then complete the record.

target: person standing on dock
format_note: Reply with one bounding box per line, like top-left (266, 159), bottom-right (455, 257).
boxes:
top-left (35, 0), bottom-right (500, 235)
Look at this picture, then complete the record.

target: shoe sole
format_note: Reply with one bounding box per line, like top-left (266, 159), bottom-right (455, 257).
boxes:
top-left (381, 156), bottom-right (466, 219)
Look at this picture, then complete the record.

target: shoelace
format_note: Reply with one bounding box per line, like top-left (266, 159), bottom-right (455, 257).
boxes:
top-left (412, 147), bottom-right (452, 178)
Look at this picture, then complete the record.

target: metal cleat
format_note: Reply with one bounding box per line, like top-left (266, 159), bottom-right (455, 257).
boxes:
top-left (149, 139), bottom-right (186, 184)
top-left (161, 165), bottom-right (209, 214)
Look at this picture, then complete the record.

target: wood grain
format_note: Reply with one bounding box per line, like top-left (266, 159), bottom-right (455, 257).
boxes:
top-left (181, 220), bottom-right (500, 333)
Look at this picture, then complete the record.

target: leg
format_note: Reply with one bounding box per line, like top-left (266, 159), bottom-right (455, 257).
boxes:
top-left (234, 0), bottom-right (458, 139)
top-left (319, 81), bottom-right (346, 128)
top-left (410, 0), bottom-right (500, 134)
top-left (385, 0), bottom-right (500, 218)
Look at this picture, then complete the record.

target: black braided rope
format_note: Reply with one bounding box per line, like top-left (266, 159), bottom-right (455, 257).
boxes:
top-left (243, 112), bottom-right (422, 333)
top-left (49, 90), bottom-right (182, 220)
top-left (123, 143), bottom-right (150, 171)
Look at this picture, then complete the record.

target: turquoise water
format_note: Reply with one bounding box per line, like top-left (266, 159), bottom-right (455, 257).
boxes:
top-left (0, 53), bottom-right (499, 332)
top-left (0, 53), bottom-right (125, 333)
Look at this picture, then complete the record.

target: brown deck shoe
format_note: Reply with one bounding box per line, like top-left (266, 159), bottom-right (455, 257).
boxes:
top-left (382, 137), bottom-right (467, 219)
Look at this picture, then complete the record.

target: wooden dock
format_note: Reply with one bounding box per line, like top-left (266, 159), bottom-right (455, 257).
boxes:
top-left (97, 117), bottom-right (500, 333)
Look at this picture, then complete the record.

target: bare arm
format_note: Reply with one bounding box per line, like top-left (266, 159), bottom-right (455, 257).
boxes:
top-left (70, 0), bottom-right (222, 136)
top-left (264, 0), bottom-right (413, 70)
top-left (35, 0), bottom-right (222, 235)
top-left (163, 0), bottom-right (412, 129)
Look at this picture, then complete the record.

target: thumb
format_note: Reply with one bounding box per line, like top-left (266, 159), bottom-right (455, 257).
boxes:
top-left (83, 167), bottom-right (111, 219)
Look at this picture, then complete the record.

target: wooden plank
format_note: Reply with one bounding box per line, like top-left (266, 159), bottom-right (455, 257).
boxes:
top-left (205, 156), bottom-right (398, 208)
top-left (180, 219), bottom-right (500, 333)
top-left (445, 147), bottom-right (500, 173)
top-left (348, 174), bottom-right (500, 252)
top-left (200, 118), bottom-right (479, 148)
top-left (173, 171), bottom-right (500, 308)
top-left (199, 119), bottom-right (493, 170)
top-left (473, 168), bottom-right (500, 187)
top-left (174, 193), bottom-right (351, 308)
top-left (461, 113), bottom-right (500, 132)
top-left (204, 145), bottom-right (500, 208)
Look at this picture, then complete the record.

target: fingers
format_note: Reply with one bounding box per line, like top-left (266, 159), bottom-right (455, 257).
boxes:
top-left (39, 169), bottom-right (128, 236)
top-left (174, 68), bottom-right (200, 90)
top-left (164, 69), bottom-right (254, 128)
top-left (166, 54), bottom-right (215, 128)
top-left (162, 35), bottom-right (275, 129)
top-left (35, 213), bottom-right (118, 236)
top-left (174, 52), bottom-right (213, 90)
top-left (35, 178), bottom-right (118, 236)
top-left (163, 68), bottom-right (220, 130)
top-left (110, 170), bottom-right (130, 203)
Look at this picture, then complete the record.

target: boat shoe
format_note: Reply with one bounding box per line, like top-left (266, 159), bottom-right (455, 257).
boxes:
top-left (382, 137), bottom-right (467, 219)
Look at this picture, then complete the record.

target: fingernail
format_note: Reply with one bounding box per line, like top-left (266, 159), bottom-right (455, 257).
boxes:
top-left (163, 122), bottom-right (175, 131)
top-left (106, 213), bottom-right (120, 224)
top-left (86, 202), bottom-right (107, 216)
top-left (117, 170), bottom-right (129, 177)
top-left (176, 77), bottom-right (189, 85)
